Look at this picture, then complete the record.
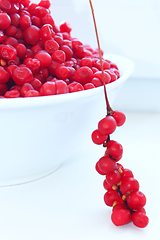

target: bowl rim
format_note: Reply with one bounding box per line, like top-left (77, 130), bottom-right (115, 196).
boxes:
top-left (0, 54), bottom-right (134, 109)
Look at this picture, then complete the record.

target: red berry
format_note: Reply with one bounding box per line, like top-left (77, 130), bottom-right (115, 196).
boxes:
top-left (107, 140), bottom-right (123, 161)
top-left (24, 25), bottom-right (40, 45)
top-left (112, 111), bottom-right (126, 127)
top-left (68, 82), bottom-right (84, 93)
top-left (93, 71), bottom-right (111, 84)
top-left (127, 191), bottom-right (146, 210)
top-left (55, 80), bottom-right (69, 94)
top-left (103, 179), bottom-right (112, 191)
top-left (60, 21), bottom-right (72, 34)
top-left (12, 66), bottom-right (33, 85)
top-left (24, 89), bottom-right (40, 97)
top-left (83, 83), bottom-right (95, 90)
top-left (120, 178), bottom-right (139, 195)
top-left (91, 129), bottom-right (107, 145)
top-left (55, 65), bottom-right (70, 80)
top-left (0, 44), bottom-right (17, 60)
top-left (52, 50), bottom-right (66, 63)
top-left (0, 13), bottom-right (11, 29)
top-left (106, 170), bottom-right (122, 185)
top-left (0, 83), bottom-right (8, 96)
top-left (104, 190), bottom-right (123, 207)
top-left (132, 211), bottom-right (149, 228)
top-left (98, 116), bottom-right (117, 135)
top-left (74, 66), bottom-right (93, 85)
top-left (111, 208), bottom-right (131, 226)
top-left (97, 155), bottom-right (116, 174)
top-left (34, 50), bottom-right (52, 68)
top-left (4, 89), bottom-right (20, 98)
top-left (39, 81), bottom-right (56, 96)
top-left (20, 83), bottom-right (34, 97)
top-left (121, 169), bottom-right (134, 180)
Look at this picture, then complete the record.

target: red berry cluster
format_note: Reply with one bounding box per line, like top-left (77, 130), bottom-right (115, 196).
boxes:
top-left (91, 111), bottom-right (149, 228)
top-left (0, 0), bottom-right (120, 98)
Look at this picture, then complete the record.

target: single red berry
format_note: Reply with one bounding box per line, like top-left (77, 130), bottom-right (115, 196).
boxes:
top-left (91, 129), bottom-right (107, 145)
top-left (39, 81), bottom-right (56, 96)
top-left (132, 211), bottom-right (149, 228)
top-left (83, 83), bottom-right (95, 90)
top-left (112, 203), bottom-right (126, 212)
top-left (104, 190), bottom-right (123, 207)
top-left (93, 71), bottom-right (111, 84)
top-left (107, 140), bottom-right (123, 161)
top-left (55, 80), bottom-right (69, 94)
top-left (12, 66), bottom-right (33, 85)
top-left (0, 13), bottom-right (11, 29)
top-left (106, 170), bottom-right (122, 185)
top-left (60, 45), bottom-right (73, 60)
top-left (59, 21), bottom-right (72, 34)
top-left (74, 66), bottom-right (93, 85)
top-left (111, 208), bottom-right (131, 226)
top-left (112, 111), bottom-right (126, 127)
top-left (97, 155), bottom-right (116, 174)
top-left (20, 83), bottom-right (34, 97)
top-left (0, 44), bottom-right (17, 60)
top-left (121, 169), bottom-right (134, 180)
top-left (34, 50), bottom-right (52, 68)
top-left (98, 116), bottom-right (117, 135)
top-left (120, 178), bottom-right (139, 195)
top-left (127, 191), bottom-right (146, 210)
top-left (24, 25), bottom-right (40, 45)
top-left (55, 65), bottom-right (70, 80)
top-left (104, 70), bottom-right (117, 82)
top-left (4, 89), bottom-right (20, 98)
top-left (52, 50), bottom-right (66, 63)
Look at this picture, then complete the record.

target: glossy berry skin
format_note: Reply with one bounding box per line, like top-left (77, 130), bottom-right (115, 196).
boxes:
top-left (34, 50), bottom-right (52, 68)
top-left (126, 191), bottom-right (146, 210)
top-left (24, 25), bottom-right (40, 45)
top-left (132, 211), bottom-right (149, 228)
top-left (0, 66), bottom-right (10, 84)
top-left (111, 208), bottom-right (132, 226)
top-left (120, 177), bottom-right (139, 195)
top-left (121, 169), bottom-right (134, 180)
top-left (95, 162), bottom-right (106, 175)
top-left (97, 155), bottom-right (116, 174)
top-left (103, 179), bottom-right (112, 191)
top-left (112, 111), bottom-right (126, 127)
top-left (0, 44), bottom-right (17, 60)
top-left (91, 129), bottom-right (107, 145)
top-left (107, 140), bottom-right (123, 161)
top-left (0, 13), bottom-right (11, 29)
top-left (104, 190), bottom-right (123, 207)
top-left (74, 66), bottom-right (93, 85)
top-left (106, 170), bottom-right (122, 185)
top-left (12, 67), bottom-right (33, 85)
top-left (98, 116), bottom-right (117, 136)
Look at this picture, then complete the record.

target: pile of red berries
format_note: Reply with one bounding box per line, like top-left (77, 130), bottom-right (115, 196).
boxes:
top-left (91, 111), bottom-right (149, 228)
top-left (0, 0), bottom-right (120, 98)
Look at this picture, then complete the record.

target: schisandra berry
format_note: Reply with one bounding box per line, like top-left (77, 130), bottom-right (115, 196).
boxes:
top-left (106, 169), bottom-right (122, 185)
top-left (126, 191), bottom-right (146, 210)
top-left (111, 208), bottom-right (132, 226)
top-left (120, 177), bottom-right (140, 195)
top-left (91, 129), bottom-right (108, 145)
top-left (107, 140), bottom-right (123, 161)
top-left (97, 155), bottom-right (116, 174)
top-left (132, 211), bottom-right (149, 228)
top-left (112, 111), bottom-right (126, 127)
top-left (98, 116), bottom-right (117, 135)
top-left (104, 190), bottom-right (123, 207)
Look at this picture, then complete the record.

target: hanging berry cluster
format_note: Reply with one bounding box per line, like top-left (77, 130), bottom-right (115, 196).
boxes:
top-left (89, 0), bottom-right (149, 228)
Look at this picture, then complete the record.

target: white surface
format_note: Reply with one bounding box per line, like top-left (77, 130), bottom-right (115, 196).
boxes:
top-left (0, 54), bottom-right (134, 186)
top-left (0, 112), bottom-right (159, 239)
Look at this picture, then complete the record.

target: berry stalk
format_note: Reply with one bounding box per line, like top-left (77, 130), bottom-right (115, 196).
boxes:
top-left (89, 0), bottom-right (112, 115)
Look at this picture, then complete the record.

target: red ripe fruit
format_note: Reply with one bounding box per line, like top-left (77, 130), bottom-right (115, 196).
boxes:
top-left (106, 170), bottom-right (122, 185)
top-left (126, 191), bottom-right (146, 210)
top-left (104, 190), bottom-right (123, 207)
top-left (111, 208), bottom-right (132, 226)
top-left (98, 116), bottom-right (117, 135)
top-left (68, 82), bottom-right (84, 93)
top-left (112, 111), bottom-right (126, 127)
top-left (55, 80), bottom-right (69, 94)
top-left (97, 155), bottom-right (116, 174)
top-left (103, 179), bottom-right (112, 191)
top-left (91, 129), bottom-right (107, 145)
top-left (74, 66), bottom-right (93, 85)
top-left (12, 67), bottom-right (33, 85)
top-left (120, 177), bottom-right (139, 195)
top-left (0, 13), bottom-right (11, 29)
top-left (132, 211), bottom-right (149, 228)
top-left (34, 50), bottom-right (52, 68)
top-left (24, 25), bottom-right (40, 45)
top-left (0, 66), bottom-right (10, 84)
top-left (121, 168), bottom-right (134, 180)
top-left (0, 44), bottom-right (17, 60)
top-left (107, 140), bottom-right (123, 161)
top-left (95, 162), bottom-right (106, 175)
top-left (39, 81), bottom-right (56, 96)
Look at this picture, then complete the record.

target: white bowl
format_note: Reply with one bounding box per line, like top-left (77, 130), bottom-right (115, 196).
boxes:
top-left (0, 54), bottom-right (134, 186)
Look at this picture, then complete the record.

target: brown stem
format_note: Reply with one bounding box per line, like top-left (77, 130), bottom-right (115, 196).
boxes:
top-left (89, 0), bottom-right (112, 115)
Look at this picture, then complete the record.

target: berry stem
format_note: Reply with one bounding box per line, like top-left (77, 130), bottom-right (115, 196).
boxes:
top-left (89, 0), bottom-right (112, 115)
